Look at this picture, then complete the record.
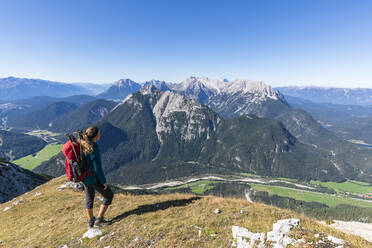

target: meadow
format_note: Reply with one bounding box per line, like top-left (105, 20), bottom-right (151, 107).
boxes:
top-left (310, 180), bottom-right (372, 195)
top-left (13, 143), bottom-right (62, 170)
top-left (250, 184), bottom-right (372, 208)
top-left (165, 180), bottom-right (218, 194)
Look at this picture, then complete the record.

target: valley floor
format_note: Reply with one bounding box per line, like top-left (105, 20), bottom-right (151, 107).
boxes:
top-left (128, 174), bottom-right (372, 208)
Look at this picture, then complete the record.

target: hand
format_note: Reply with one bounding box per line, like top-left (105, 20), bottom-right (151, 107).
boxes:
top-left (103, 183), bottom-right (108, 190)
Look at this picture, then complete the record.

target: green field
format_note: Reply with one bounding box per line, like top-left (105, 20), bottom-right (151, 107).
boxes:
top-left (250, 183), bottom-right (372, 208)
top-left (310, 180), bottom-right (372, 194)
top-left (25, 131), bottom-right (59, 136)
top-left (13, 144), bottom-right (63, 170)
top-left (166, 180), bottom-right (217, 194)
top-left (185, 161), bottom-right (198, 165)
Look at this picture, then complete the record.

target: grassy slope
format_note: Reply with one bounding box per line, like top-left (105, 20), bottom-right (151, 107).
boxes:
top-left (0, 177), bottom-right (371, 248)
top-left (13, 144), bottom-right (62, 170)
top-left (251, 184), bottom-right (372, 208)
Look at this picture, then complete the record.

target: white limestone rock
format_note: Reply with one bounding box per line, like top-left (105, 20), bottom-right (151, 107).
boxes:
top-left (272, 218), bottom-right (299, 234)
top-left (327, 235), bottom-right (344, 245)
top-left (12, 199), bottom-right (21, 206)
top-left (232, 226), bottom-right (265, 248)
top-left (56, 184), bottom-right (67, 191)
top-left (232, 218), bottom-right (300, 248)
top-left (214, 208), bottom-right (221, 214)
top-left (3, 206), bottom-right (12, 211)
top-left (267, 218), bottom-right (299, 248)
top-left (191, 225), bottom-right (202, 238)
top-left (82, 228), bottom-right (103, 239)
top-left (57, 182), bottom-right (84, 192)
top-left (266, 231), bottom-right (284, 243)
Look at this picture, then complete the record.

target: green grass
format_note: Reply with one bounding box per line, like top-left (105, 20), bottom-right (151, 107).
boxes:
top-left (25, 131), bottom-right (59, 136)
top-left (165, 180), bottom-right (217, 194)
top-left (310, 180), bottom-right (372, 194)
top-left (250, 184), bottom-right (372, 208)
top-left (13, 143), bottom-right (63, 170)
top-left (190, 183), bottom-right (215, 194)
top-left (185, 161), bottom-right (197, 165)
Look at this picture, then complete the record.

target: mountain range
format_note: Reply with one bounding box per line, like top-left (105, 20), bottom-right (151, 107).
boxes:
top-left (35, 84), bottom-right (345, 185)
top-left (49, 99), bottom-right (117, 132)
top-left (163, 77), bottom-right (372, 183)
top-left (0, 95), bottom-right (113, 131)
top-left (285, 95), bottom-right (372, 144)
top-left (171, 77), bottom-right (290, 118)
top-left (2, 77), bottom-right (372, 247)
top-left (2, 76), bottom-right (372, 184)
top-left (0, 77), bottom-right (106, 100)
top-left (276, 86), bottom-right (372, 105)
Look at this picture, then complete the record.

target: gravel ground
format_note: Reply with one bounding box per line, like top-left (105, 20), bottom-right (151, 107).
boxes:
top-left (330, 220), bottom-right (372, 242)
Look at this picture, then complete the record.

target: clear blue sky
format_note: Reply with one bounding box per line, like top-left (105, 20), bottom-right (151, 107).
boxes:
top-left (1, 0), bottom-right (372, 87)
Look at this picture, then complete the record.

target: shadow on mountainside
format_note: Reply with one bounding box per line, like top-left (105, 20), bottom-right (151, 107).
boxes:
top-left (111, 196), bottom-right (201, 223)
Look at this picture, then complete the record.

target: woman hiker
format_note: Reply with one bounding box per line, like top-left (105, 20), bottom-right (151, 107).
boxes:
top-left (79, 126), bottom-right (114, 228)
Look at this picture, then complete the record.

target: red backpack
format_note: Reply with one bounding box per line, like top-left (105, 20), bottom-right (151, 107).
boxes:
top-left (62, 133), bottom-right (88, 182)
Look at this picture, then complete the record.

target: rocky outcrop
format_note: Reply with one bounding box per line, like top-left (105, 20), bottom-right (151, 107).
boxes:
top-left (56, 181), bottom-right (84, 192)
top-left (0, 160), bottom-right (47, 203)
top-left (232, 219), bottom-right (347, 248)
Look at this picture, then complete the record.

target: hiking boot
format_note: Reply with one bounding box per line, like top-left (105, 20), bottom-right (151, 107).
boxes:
top-left (88, 217), bottom-right (96, 228)
top-left (94, 217), bottom-right (111, 227)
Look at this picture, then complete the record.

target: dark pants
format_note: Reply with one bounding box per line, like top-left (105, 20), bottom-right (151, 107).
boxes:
top-left (83, 183), bottom-right (114, 209)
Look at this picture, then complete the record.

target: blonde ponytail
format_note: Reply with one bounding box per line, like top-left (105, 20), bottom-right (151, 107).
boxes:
top-left (78, 126), bottom-right (99, 154)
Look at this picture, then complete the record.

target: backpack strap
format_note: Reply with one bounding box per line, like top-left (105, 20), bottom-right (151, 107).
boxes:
top-left (66, 133), bottom-right (79, 161)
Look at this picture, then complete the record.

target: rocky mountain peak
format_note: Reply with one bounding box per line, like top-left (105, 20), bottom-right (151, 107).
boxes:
top-left (144, 80), bottom-right (171, 92)
top-left (175, 77), bottom-right (283, 99)
top-left (228, 79), bottom-right (282, 100)
top-left (98, 78), bottom-right (141, 101)
top-left (169, 77), bottom-right (288, 118)
top-left (114, 78), bottom-right (137, 87)
top-left (178, 77), bottom-right (227, 94)
top-left (140, 83), bottom-right (160, 95)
